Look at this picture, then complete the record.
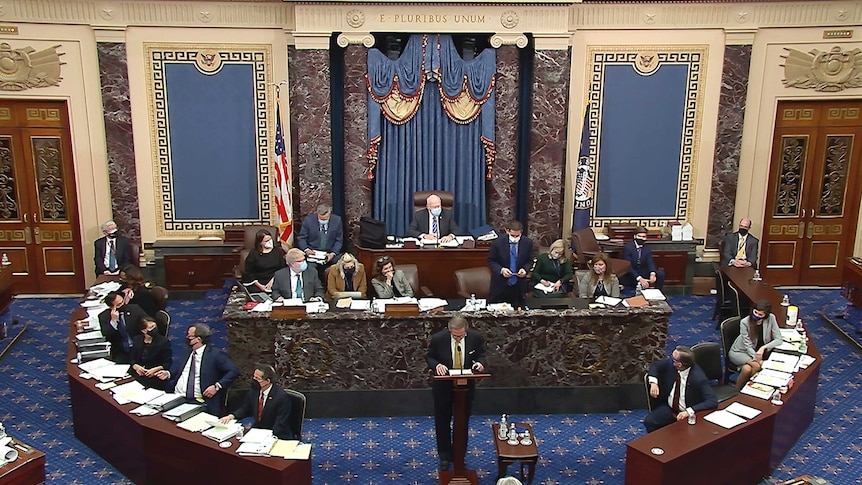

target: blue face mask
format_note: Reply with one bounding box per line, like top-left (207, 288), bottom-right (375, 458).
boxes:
top-left (298, 261), bottom-right (308, 272)
top-left (750, 313), bottom-right (762, 321)
top-left (430, 207), bottom-right (442, 217)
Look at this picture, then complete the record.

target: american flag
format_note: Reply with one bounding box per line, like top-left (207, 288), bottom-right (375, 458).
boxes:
top-left (273, 97), bottom-right (293, 246)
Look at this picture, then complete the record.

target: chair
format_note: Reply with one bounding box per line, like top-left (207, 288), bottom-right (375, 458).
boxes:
top-left (692, 341), bottom-right (739, 403)
top-left (412, 190), bottom-right (454, 213)
top-left (396, 264), bottom-right (433, 297)
top-left (284, 388), bottom-right (307, 440)
top-left (150, 285), bottom-right (170, 336)
top-left (713, 264), bottom-right (742, 323)
top-left (234, 225), bottom-right (280, 280)
top-left (719, 316), bottom-right (742, 383)
top-left (129, 241), bottom-right (142, 267)
top-left (643, 372), bottom-right (654, 412)
top-left (570, 228), bottom-right (630, 276)
top-left (454, 267), bottom-right (491, 299)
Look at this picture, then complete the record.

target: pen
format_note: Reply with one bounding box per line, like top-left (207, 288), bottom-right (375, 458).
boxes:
top-left (13, 443), bottom-right (29, 452)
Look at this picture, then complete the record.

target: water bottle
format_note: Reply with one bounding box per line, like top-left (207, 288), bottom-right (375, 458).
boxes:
top-left (370, 297), bottom-right (377, 313)
top-left (508, 422), bottom-right (518, 443)
top-left (237, 425), bottom-right (244, 440)
top-left (470, 293), bottom-right (477, 310)
top-left (498, 414), bottom-right (508, 440)
top-left (687, 412), bottom-right (696, 425)
top-left (795, 318), bottom-right (804, 333)
top-left (636, 281), bottom-right (643, 296)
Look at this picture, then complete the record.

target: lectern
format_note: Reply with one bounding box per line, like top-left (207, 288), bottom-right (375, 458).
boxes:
top-left (433, 372), bottom-right (490, 485)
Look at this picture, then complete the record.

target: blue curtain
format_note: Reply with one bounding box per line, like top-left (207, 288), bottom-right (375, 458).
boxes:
top-left (367, 34), bottom-right (496, 236)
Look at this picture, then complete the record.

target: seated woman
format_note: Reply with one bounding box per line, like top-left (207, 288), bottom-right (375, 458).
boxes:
top-left (531, 239), bottom-right (573, 298)
top-left (578, 252), bottom-right (620, 299)
top-left (129, 316), bottom-right (172, 390)
top-left (729, 299), bottom-right (783, 390)
top-left (243, 229), bottom-right (285, 293)
top-left (120, 265), bottom-right (158, 319)
top-left (371, 255), bottom-right (414, 298)
top-left (326, 253), bottom-right (368, 300)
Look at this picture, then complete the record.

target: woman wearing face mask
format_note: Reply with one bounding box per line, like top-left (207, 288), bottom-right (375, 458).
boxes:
top-left (326, 253), bottom-right (368, 300)
top-left (243, 229), bottom-right (285, 293)
top-left (578, 252), bottom-right (620, 299)
top-left (119, 265), bottom-right (158, 319)
top-left (729, 299), bottom-right (783, 389)
top-left (531, 239), bottom-right (573, 298)
top-left (371, 255), bottom-right (414, 298)
top-left (129, 316), bottom-right (172, 390)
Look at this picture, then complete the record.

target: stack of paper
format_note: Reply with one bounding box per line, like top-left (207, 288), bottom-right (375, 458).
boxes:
top-left (641, 289), bottom-right (666, 301)
top-left (162, 403), bottom-right (205, 422)
top-left (111, 381), bottom-right (146, 405)
top-left (739, 381), bottom-right (776, 400)
top-left (418, 298), bottom-right (448, 312)
top-left (724, 402), bottom-right (761, 419)
top-left (237, 429), bottom-right (277, 456)
top-left (776, 341), bottom-right (803, 353)
top-left (128, 388), bottom-right (165, 405)
top-left (798, 355), bottom-right (816, 369)
top-left (533, 282), bottom-right (555, 294)
top-left (147, 393), bottom-right (184, 411)
top-left (202, 423), bottom-right (242, 442)
top-left (595, 296), bottom-right (621, 307)
top-left (763, 353), bottom-right (800, 373)
top-left (780, 329), bottom-right (804, 342)
top-left (349, 300), bottom-right (371, 311)
top-left (176, 412), bottom-right (218, 432)
top-left (130, 405), bottom-right (160, 416)
top-left (268, 440), bottom-right (312, 460)
top-left (304, 301), bottom-right (329, 314)
top-left (752, 368), bottom-right (793, 388)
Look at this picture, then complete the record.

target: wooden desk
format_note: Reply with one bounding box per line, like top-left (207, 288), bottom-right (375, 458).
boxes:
top-left (0, 266), bottom-right (13, 314)
top-left (721, 266), bottom-right (788, 323)
top-left (842, 257), bottom-right (862, 308)
top-left (0, 438), bottom-right (45, 485)
top-left (355, 245), bottom-right (489, 298)
top-left (491, 423), bottom-right (538, 485)
top-left (67, 298), bottom-right (312, 485)
top-left (625, 267), bottom-right (820, 484)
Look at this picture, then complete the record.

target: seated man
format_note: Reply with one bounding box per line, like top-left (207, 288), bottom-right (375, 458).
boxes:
top-left (272, 248), bottom-right (324, 302)
top-left (98, 290), bottom-right (147, 364)
top-left (407, 193), bottom-right (461, 243)
top-left (298, 204), bottom-right (344, 282)
top-left (644, 345), bottom-right (717, 433)
top-left (220, 363), bottom-right (294, 439)
top-left (620, 226), bottom-right (665, 296)
top-left (94, 220), bottom-right (133, 276)
top-left (721, 217), bottom-right (759, 269)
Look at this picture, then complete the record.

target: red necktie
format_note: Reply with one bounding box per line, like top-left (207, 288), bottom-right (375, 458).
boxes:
top-left (672, 373), bottom-right (681, 411)
top-left (257, 392), bottom-right (264, 421)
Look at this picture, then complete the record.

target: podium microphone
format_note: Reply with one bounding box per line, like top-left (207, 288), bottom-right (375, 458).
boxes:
top-left (456, 345), bottom-right (462, 370)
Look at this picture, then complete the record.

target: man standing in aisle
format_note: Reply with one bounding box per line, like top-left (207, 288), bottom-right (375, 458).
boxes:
top-left (487, 220), bottom-right (533, 308)
top-left (298, 204), bottom-right (344, 283)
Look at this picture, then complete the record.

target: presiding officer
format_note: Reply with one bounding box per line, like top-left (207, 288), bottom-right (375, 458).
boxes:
top-left (407, 193), bottom-right (461, 243)
top-left (220, 363), bottom-right (294, 439)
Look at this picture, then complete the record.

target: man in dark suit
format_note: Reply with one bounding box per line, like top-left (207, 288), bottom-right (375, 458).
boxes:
top-left (156, 323), bottom-right (240, 416)
top-left (407, 193), bottom-right (462, 243)
top-left (94, 220), bottom-right (133, 276)
top-left (487, 220), bottom-right (533, 308)
top-left (621, 226), bottom-right (664, 296)
top-left (98, 290), bottom-right (147, 364)
top-left (271, 248), bottom-right (324, 302)
top-left (298, 204), bottom-right (344, 277)
top-left (426, 316), bottom-right (486, 471)
top-left (721, 217), bottom-right (759, 269)
top-left (644, 345), bottom-right (717, 433)
top-left (219, 363), bottom-right (293, 440)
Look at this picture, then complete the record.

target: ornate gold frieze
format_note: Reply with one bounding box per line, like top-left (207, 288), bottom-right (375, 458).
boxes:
top-left (782, 46), bottom-right (862, 92)
top-left (826, 107), bottom-right (860, 120)
top-left (781, 108), bottom-right (814, 121)
top-left (768, 224), bottom-right (801, 236)
top-left (0, 230), bottom-right (25, 241)
top-left (38, 229), bottom-right (73, 242)
top-left (0, 43), bottom-right (64, 91)
top-left (26, 108), bottom-right (61, 121)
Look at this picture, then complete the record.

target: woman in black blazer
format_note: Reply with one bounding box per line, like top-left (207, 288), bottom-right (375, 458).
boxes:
top-left (120, 265), bottom-right (158, 318)
top-left (129, 316), bottom-right (172, 390)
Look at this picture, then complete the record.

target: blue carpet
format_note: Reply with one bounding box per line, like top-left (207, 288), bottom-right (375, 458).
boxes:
top-left (0, 288), bottom-right (859, 484)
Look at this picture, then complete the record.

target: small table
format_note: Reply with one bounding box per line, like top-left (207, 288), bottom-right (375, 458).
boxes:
top-left (0, 438), bottom-right (46, 485)
top-left (491, 422), bottom-right (538, 485)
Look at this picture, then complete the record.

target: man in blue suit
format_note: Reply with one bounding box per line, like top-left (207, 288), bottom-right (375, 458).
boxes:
top-left (487, 220), bottom-right (533, 308)
top-left (156, 323), bottom-right (239, 416)
top-left (298, 204), bottom-right (344, 283)
top-left (621, 226), bottom-right (664, 296)
top-left (644, 345), bottom-right (717, 433)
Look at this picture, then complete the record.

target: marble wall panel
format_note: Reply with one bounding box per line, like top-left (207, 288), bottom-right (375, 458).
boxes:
top-left (342, 45), bottom-right (373, 246)
top-left (707, 45), bottom-right (751, 248)
top-left (97, 43), bottom-right (141, 243)
top-left (288, 47), bottom-right (333, 226)
top-left (487, 46), bottom-right (520, 230)
top-left (527, 49), bottom-right (571, 247)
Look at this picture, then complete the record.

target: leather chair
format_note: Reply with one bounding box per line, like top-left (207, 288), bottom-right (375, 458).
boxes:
top-left (150, 285), bottom-right (170, 336)
top-left (284, 389), bottom-right (307, 440)
top-left (395, 264), bottom-right (433, 297)
top-left (692, 341), bottom-right (739, 403)
top-left (412, 190), bottom-right (454, 213)
top-left (128, 241), bottom-right (142, 267)
top-left (719, 316), bottom-right (742, 383)
top-left (571, 228), bottom-right (630, 276)
top-left (454, 267), bottom-right (491, 299)
top-left (234, 225), bottom-right (280, 280)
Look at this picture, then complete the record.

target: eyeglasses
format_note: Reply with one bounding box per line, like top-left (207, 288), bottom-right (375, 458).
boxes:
top-left (377, 256), bottom-right (391, 264)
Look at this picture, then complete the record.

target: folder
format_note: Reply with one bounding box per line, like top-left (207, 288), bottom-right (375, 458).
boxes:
top-left (162, 403), bottom-right (205, 422)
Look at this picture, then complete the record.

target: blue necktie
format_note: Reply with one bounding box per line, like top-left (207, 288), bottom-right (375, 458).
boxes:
top-left (295, 274), bottom-right (304, 300)
top-left (508, 242), bottom-right (518, 285)
top-left (431, 216), bottom-right (439, 238)
top-left (118, 313), bottom-right (132, 351)
top-left (320, 224), bottom-right (328, 249)
top-left (108, 240), bottom-right (117, 271)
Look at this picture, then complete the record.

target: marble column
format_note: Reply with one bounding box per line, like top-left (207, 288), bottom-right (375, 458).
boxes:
top-left (707, 45), bottom-right (751, 248)
top-left (288, 47), bottom-right (333, 222)
top-left (97, 42), bottom-right (141, 242)
top-left (527, 48), bottom-right (571, 247)
top-left (342, 45), bottom-right (373, 245)
top-left (487, 46), bottom-right (520, 230)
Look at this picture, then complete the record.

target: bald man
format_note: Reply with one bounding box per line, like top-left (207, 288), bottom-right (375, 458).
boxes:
top-left (721, 218), bottom-right (759, 269)
top-left (406, 194), bottom-right (461, 243)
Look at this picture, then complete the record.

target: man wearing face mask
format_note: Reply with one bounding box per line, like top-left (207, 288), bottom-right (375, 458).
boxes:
top-left (721, 217), bottom-right (759, 269)
top-left (407, 194), bottom-right (462, 243)
top-left (98, 290), bottom-right (148, 364)
top-left (219, 363), bottom-right (294, 439)
top-left (644, 345), bottom-right (716, 433)
top-left (298, 204), bottom-right (344, 282)
top-left (487, 220), bottom-right (534, 308)
top-left (271, 248), bottom-right (325, 302)
top-left (156, 323), bottom-right (239, 415)
top-left (94, 220), bottom-right (133, 276)
top-left (621, 226), bottom-right (664, 296)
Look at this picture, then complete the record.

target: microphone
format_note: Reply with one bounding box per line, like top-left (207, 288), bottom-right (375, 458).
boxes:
top-left (456, 345), bottom-right (462, 370)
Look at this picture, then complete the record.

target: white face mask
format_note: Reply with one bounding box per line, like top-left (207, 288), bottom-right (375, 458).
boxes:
top-left (263, 240), bottom-right (274, 250)
top-left (509, 236), bottom-right (520, 244)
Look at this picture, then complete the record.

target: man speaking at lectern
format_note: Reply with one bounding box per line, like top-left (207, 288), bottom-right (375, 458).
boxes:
top-left (426, 316), bottom-right (486, 471)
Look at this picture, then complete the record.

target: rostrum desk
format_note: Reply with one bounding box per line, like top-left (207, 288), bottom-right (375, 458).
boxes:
top-left (67, 294), bottom-right (312, 485)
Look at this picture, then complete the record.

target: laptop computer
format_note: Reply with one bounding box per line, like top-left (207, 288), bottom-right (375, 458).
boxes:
top-left (240, 283), bottom-right (271, 303)
top-left (526, 297), bottom-right (590, 310)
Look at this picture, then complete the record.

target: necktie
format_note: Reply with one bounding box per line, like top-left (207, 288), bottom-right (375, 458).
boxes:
top-left (637, 246), bottom-right (642, 264)
top-left (735, 236), bottom-right (746, 259)
top-left (508, 243), bottom-right (518, 285)
top-left (108, 240), bottom-right (117, 271)
top-left (295, 274), bottom-right (304, 300)
top-left (118, 313), bottom-right (132, 351)
top-left (257, 392), bottom-right (265, 421)
top-left (431, 216), bottom-right (439, 238)
top-left (320, 224), bottom-right (328, 249)
top-left (454, 342), bottom-right (463, 370)
top-left (672, 373), bottom-right (681, 411)
top-left (185, 351), bottom-right (197, 400)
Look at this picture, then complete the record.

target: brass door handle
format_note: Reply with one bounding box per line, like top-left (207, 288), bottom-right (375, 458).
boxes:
top-left (807, 222), bottom-right (815, 239)
top-left (23, 213), bottom-right (27, 223)
top-left (798, 222), bottom-right (805, 239)
top-left (24, 226), bottom-right (31, 244)
top-left (32, 212), bottom-right (37, 223)
top-left (801, 208), bottom-right (806, 218)
top-left (34, 226), bottom-right (40, 244)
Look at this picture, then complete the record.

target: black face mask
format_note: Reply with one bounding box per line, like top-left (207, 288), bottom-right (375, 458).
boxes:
top-left (738, 228), bottom-right (749, 236)
top-left (146, 328), bottom-right (157, 337)
top-left (634, 237), bottom-right (646, 245)
top-left (344, 266), bottom-right (355, 275)
top-left (107, 231), bottom-right (118, 239)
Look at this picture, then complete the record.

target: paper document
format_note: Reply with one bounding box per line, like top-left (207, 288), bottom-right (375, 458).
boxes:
top-left (177, 412), bottom-right (218, 432)
top-left (724, 402), bottom-right (762, 419)
top-left (704, 409), bottom-right (747, 429)
top-left (752, 369), bottom-right (792, 388)
top-left (780, 329), bottom-right (804, 342)
top-left (304, 301), bottom-right (329, 313)
top-left (237, 438), bottom-right (277, 456)
top-left (75, 330), bottom-right (105, 341)
top-left (281, 442), bottom-right (312, 460)
top-left (307, 250), bottom-right (328, 263)
top-left (486, 303), bottom-right (513, 312)
top-left (623, 295), bottom-right (649, 308)
top-left (336, 298), bottom-right (352, 309)
top-left (739, 381), bottom-right (775, 400)
top-left (595, 296), bottom-right (621, 306)
top-left (349, 300), bottom-right (371, 311)
top-left (111, 381), bottom-right (146, 399)
top-left (79, 358), bottom-right (114, 373)
top-left (128, 388), bottom-right (165, 405)
top-left (90, 364), bottom-right (132, 380)
top-left (202, 423), bottom-right (241, 442)
top-left (776, 341), bottom-right (803, 353)
top-left (439, 239), bottom-right (459, 248)
top-left (130, 405), bottom-right (159, 416)
top-left (269, 440), bottom-right (300, 459)
top-left (449, 368), bottom-right (473, 375)
top-left (640, 289), bottom-right (666, 301)
top-left (240, 428), bottom-right (274, 443)
top-left (419, 298), bottom-right (448, 312)
top-left (798, 355), bottom-right (816, 369)
top-left (533, 282), bottom-right (555, 294)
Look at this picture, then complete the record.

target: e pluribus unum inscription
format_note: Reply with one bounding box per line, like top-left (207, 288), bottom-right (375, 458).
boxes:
top-left (378, 13), bottom-right (487, 24)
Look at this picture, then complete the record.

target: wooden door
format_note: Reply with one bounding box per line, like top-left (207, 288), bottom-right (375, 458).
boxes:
top-left (0, 100), bottom-right (83, 293)
top-left (762, 100), bottom-right (862, 286)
